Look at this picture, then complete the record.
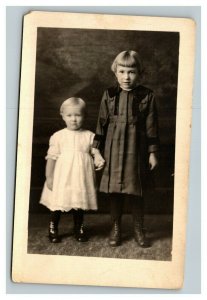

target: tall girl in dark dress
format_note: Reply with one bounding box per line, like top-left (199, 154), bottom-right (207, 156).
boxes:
top-left (93, 50), bottom-right (159, 247)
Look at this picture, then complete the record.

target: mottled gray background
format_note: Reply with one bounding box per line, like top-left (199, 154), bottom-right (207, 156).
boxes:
top-left (7, 6), bottom-right (200, 294)
top-left (30, 27), bottom-right (179, 214)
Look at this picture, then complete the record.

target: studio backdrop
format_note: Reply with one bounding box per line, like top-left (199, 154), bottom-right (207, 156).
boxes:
top-left (29, 28), bottom-right (179, 214)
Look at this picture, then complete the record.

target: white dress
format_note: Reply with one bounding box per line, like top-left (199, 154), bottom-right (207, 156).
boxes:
top-left (40, 128), bottom-right (98, 212)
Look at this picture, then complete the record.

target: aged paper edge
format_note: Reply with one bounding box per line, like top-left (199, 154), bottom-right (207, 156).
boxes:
top-left (11, 11), bottom-right (196, 289)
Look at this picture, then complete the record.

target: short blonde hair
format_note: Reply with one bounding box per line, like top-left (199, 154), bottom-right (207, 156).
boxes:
top-left (111, 50), bottom-right (142, 74)
top-left (60, 97), bottom-right (86, 114)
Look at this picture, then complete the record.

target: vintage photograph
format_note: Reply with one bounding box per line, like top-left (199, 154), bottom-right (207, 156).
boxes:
top-left (12, 12), bottom-right (195, 288)
top-left (28, 27), bottom-right (178, 261)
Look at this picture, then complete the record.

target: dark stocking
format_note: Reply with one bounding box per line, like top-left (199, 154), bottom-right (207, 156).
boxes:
top-left (109, 193), bottom-right (124, 247)
top-left (73, 209), bottom-right (88, 242)
top-left (129, 196), bottom-right (150, 248)
top-left (48, 210), bottom-right (61, 243)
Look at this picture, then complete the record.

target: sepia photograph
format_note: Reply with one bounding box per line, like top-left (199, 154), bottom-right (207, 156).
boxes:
top-left (12, 11), bottom-right (195, 288)
top-left (28, 26), bottom-right (178, 261)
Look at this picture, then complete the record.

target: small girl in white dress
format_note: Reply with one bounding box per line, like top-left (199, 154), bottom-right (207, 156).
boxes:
top-left (40, 97), bottom-right (105, 243)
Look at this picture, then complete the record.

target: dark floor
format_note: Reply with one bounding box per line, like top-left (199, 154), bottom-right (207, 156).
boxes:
top-left (28, 214), bottom-right (173, 261)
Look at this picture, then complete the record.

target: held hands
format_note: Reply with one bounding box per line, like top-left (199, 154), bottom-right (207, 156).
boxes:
top-left (94, 157), bottom-right (105, 171)
top-left (91, 148), bottom-right (105, 171)
top-left (149, 152), bottom-right (158, 170)
top-left (46, 176), bottom-right (54, 190)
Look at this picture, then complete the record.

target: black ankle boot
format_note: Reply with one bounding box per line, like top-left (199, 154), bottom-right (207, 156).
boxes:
top-left (133, 218), bottom-right (150, 248)
top-left (109, 219), bottom-right (122, 247)
top-left (48, 211), bottom-right (61, 243)
top-left (73, 210), bottom-right (88, 242)
top-left (109, 194), bottom-right (124, 247)
top-left (131, 196), bottom-right (150, 247)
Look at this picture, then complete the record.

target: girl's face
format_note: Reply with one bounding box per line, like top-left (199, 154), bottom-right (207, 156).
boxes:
top-left (62, 105), bottom-right (84, 130)
top-left (115, 65), bottom-right (139, 90)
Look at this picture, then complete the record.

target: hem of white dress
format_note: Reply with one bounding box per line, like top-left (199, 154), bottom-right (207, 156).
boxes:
top-left (39, 201), bottom-right (98, 212)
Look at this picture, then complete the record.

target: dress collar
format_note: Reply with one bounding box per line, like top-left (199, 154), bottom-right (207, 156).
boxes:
top-left (107, 84), bottom-right (152, 99)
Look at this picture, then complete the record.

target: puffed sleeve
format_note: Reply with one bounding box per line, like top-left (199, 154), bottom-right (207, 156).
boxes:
top-left (92, 90), bottom-right (109, 151)
top-left (89, 131), bottom-right (95, 146)
top-left (146, 93), bottom-right (160, 153)
top-left (45, 133), bottom-right (61, 160)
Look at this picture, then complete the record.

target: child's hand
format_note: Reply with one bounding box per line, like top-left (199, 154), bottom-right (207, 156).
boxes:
top-left (91, 148), bottom-right (105, 171)
top-left (46, 176), bottom-right (53, 190)
top-left (149, 152), bottom-right (158, 170)
top-left (95, 158), bottom-right (105, 171)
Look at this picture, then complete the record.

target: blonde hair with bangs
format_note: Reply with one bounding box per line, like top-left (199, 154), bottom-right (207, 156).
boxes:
top-left (111, 50), bottom-right (143, 74)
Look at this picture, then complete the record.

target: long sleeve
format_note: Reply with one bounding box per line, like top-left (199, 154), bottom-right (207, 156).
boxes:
top-left (92, 91), bottom-right (109, 151)
top-left (146, 93), bottom-right (159, 153)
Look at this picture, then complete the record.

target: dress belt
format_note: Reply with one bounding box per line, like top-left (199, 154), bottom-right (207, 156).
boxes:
top-left (109, 115), bottom-right (138, 124)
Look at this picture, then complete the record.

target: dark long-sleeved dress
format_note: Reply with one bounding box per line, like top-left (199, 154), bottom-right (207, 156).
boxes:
top-left (93, 84), bottom-right (159, 196)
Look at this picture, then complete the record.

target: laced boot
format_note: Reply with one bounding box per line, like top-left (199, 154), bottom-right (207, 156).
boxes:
top-left (48, 211), bottom-right (61, 243)
top-left (109, 194), bottom-right (124, 247)
top-left (109, 219), bottom-right (122, 247)
top-left (133, 216), bottom-right (150, 248)
top-left (73, 210), bottom-right (88, 242)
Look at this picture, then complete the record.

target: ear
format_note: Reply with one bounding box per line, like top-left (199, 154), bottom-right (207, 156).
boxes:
top-left (60, 112), bottom-right (65, 121)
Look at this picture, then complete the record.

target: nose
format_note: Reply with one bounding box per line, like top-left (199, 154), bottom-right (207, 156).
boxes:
top-left (124, 72), bottom-right (129, 80)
